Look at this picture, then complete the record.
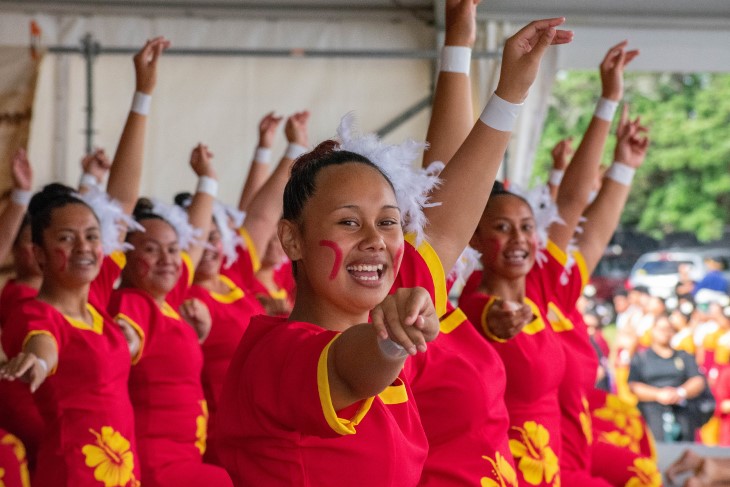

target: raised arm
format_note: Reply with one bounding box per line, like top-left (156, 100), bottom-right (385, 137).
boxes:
top-left (422, 0), bottom-right (479, 169)
top-left (549, 41), bottom-right (638, 251)
top-left (547, 137), bottom-right (573, 200)
top-left (185, 143), bottom-right (217, 268)
top-left (107, 37), bottom-right (170, 218)
top-left (237, 112), bottom-right (283, 211)
top-left (243, 110), bottom-right (310, 257)
top-left (576, 106), bottom-right (649, 275)
top-left (78, 148), bottom-right (111, 193)
top-left (0, 149), bottom-right (32, 263)
top-left (423, 18), bottom-right (572, 274)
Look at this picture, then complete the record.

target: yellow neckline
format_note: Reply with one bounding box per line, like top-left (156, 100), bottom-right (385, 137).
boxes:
top-left (210, 275), bottom-right (245, 304)
top-left (64, 304), bottom-right (104, 335)
top-left (160, 301), bottom-right (181, 320)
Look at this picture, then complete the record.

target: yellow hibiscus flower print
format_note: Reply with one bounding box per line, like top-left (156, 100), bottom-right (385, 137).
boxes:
top-left (580, 396), bottom-right (593, 446)
top-left (625, 457), bottom-right (661, 487)
top-left (481, 452), bottom-right (518, 487)
top-left (598, 431), bottom-right (640, 454)
top-left (593, 395), bottom-right (643, 440)
top-left (195, 400), bottom-right (209, 455)
top-left (0, 467), bottom-right (6, 487)
top-left (509, 422), bottom-right (559, 486)
top-left (81, 427), bottom-right (138, 487)
top-left (0, 433), bottom-right (30, 487)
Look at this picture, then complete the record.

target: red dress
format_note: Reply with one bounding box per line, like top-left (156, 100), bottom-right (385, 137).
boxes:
top-left (220, 228), bottom-right (260, 291)
top-left (3, 254), bottom-right (140, 487)
top-left (0, 280), bottom-right (43, 470)
top-left (107, 254), bottom-right (232, 487)
top-left (187, 274), bottom-right (265, 462)
top-left (395, 236), bottom-right (516, 486)
top-left (0, 429), bottom-right (31, 487)
top-left (216, 235), bottom-right (435, 486)
top-left (459, 249), bottom-right (567, 487)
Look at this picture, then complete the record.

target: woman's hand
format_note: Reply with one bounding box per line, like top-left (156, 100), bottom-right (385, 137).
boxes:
top-left (599, 40), bottom-right (639, 101)
top-left (485, 299), bottom-right (534, 340)
top-left (495, 17), bottom-right (573, 103)
top-left (371, 287), bottom-right (439, 356)
top-left (0, 352), bottom-right (48, 393)
top-left (190, 143), bottom-right (217, 179)
top-left (180, 298), bottom-right (213, 343)
top-left (133, 36), bottom-right (171, 94)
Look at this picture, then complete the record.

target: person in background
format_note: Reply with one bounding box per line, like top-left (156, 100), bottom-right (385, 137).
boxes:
top-left (693, 257), bottom-right (729, 297)
top-left (628, 314), bottom-right (706, 442)
top-left (584, 311), bottom-right (611, 392)
top-left (675, 263), bottom-right (696, 299)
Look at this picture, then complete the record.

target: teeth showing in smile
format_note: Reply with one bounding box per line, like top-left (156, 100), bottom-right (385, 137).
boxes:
top-left (346, 263), bottom-right (384, 282)
top-left (504, 250), bottom-right (528, 262)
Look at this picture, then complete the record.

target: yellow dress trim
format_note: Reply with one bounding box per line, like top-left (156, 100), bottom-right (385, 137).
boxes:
top-left (480, 297), bottom-right (507, 343)
top-left (239, 227), bottom-right (261, 273)
top-left (109, 251), bottom-right (127, 270)
top-left (115, 313), bottom-right (145, 365)
top-left (404, 233), bottom-right (447, 318)
top-left (378, 378), bottom-right (408, 405)
top-left (160, 302), bottom-right (181, 320)
top-left (572, 250), bottom-right (590, 288)
top-left (210, 275), bottom-right (245, 304)
top-left (439, 307), bottom-right (467, 334)
top-left (317, 334), bottom-right (374, 435)
top-left (547, 302), bottom-right (574, 332)
top-left (181, 252), bottom-right (194, 287)
top-left (269, 288), bottom-right (288, 300)
top-left (21, 330), bottom-right (58, 376)
top-left (63, 304), bottom-right (104, 335)
top-left (545, 240), bottom-right (568, 267)
top-left (522, 298), bottom-right (546, 335)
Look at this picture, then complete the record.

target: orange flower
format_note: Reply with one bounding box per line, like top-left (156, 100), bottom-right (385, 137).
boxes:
top-left (509, 422), bottom-right (559, 486)
top-left (1, 433), bottom-right (30, 487)
top-left (81, 427), bottom-right (138, 487)
top-left (580, 396), bottom-right (593, 446)
top-left (481, 452), bottom-right (518, 487)
top-left (195, 400), bottom-right (209, 455)
top-left (625, 458), bottom-right (661, 487)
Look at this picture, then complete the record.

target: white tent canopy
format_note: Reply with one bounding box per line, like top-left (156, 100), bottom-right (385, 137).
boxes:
top-left (0, 0), bottom-right (728, 198)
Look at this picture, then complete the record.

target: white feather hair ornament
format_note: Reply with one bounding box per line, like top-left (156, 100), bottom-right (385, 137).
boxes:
top-left (335, 113), bottom-right (441, 245)
top-left (76, 186), bottom-right (143, 255)
top-left (212, 200), bottom-right (243, 269)
top-left (150, 198), bottom-right (203, 251)
top-left (448, 245), bottom-right (483, 289)
top-left (223, 204), bottom-right (246, 230)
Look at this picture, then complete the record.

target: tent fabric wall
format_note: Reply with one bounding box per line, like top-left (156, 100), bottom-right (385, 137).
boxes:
top-left (0, 11), bottom-right (434, 205)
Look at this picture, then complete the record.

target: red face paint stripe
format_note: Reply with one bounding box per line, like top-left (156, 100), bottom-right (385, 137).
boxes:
top-left (53, 249), bottom-right (68, 273)
top-left (319, 240), bottom-right (343, 280)
top-left (394, 244), bottom-right (404, 275)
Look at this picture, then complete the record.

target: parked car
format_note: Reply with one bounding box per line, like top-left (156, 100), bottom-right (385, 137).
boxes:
top-left (627, 247), bottom-right (730, 299)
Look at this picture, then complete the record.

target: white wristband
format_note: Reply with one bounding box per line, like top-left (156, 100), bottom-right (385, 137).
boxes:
top-left (196, 176), bottom-right (219, 197)
top-left (677, 387), bottom-right (687, 399)
top-left (440, 46), bottom-right (472, 75)
top-left (378, 337), bottom-right (409, 359)
top-left (131, 91), bottom-right (152, 116)
top-left (479, 93), bottom-right (523, 132)
top-left (36, 357), bottom-right (48, 374)
top-left (605, 162), bottom-right (636, 186)
top-left (285, 143), bottom-right (308, 160)
top-left (79, 172), bottom-right (102, 190)
top-left (594, 97), bottom-right (619, 122)
top-left (254, 146), bottom-right (272, 164)
top-left (11, 189), bottom-right (32, 206)
top-left (549, 169), bottom-right (565, 186)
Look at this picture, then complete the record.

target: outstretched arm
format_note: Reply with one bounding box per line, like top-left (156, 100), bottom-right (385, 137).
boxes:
top-left (0, 149), bottom-right (32, 263)
top-left (424, 18), bottom-right (573, 274)
top-left (422, 0), bottom-right (479, 169)
top-left (549, 41), bottom-right (638, 251)
top-left (186, 144), bottom-right (217, 268)
top-left (78, 148), bottom-right (112, 193)
top-left (0, 333), bottom-right (57, 393)
top-left (107, 37), bottom-right (170, 220)
top-left (576, 106), bottom-right (649, 275)
top-left (548, 137), bottom-right (573, 200)
top-left (238, 112), bottom-right (283, 212)
top-left (243, 111), bottom-right (310, 258)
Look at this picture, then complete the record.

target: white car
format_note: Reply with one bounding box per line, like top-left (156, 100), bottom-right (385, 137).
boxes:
top-left (627, 247), bottom-right (730, 299)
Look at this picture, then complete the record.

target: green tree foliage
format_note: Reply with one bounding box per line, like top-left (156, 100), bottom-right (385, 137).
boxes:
top-left (534, 71), bottom-right (730, 241)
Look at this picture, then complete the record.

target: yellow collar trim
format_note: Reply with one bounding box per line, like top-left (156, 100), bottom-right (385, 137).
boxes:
top-left (64, 304), bottom-right (104, 335)
top-left (210, 275), bottom-right (245, 304)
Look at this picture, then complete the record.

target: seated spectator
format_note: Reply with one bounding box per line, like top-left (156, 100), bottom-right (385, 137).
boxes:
top-left (693, 257), bottom-right (729, 296)
top-left (628, 314), bottom-right (706, 442)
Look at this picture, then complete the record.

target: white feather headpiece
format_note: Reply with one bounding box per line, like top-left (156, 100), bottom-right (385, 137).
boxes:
top-left (76, 187), bottom-right (143, 255)
top-left (448, 245), bottom-right (483, 289)
top-left (335, 113), bottom-right (441, 245)
top-left (223, 204), bottom-right (246, 230)
top-left (212, 200), bottom-right (243, 269)
top-left (149, 198), bottom-right (202, 251)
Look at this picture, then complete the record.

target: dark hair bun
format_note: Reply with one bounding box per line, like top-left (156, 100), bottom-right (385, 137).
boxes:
top-left (133, 197), bottom-right (155, 220)
top-left (173, 192), bottom-right (193, 208)
top-left (28, 183), bottom-right (76, 217)
top-left (290, 140), bottom-right (339, 176)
